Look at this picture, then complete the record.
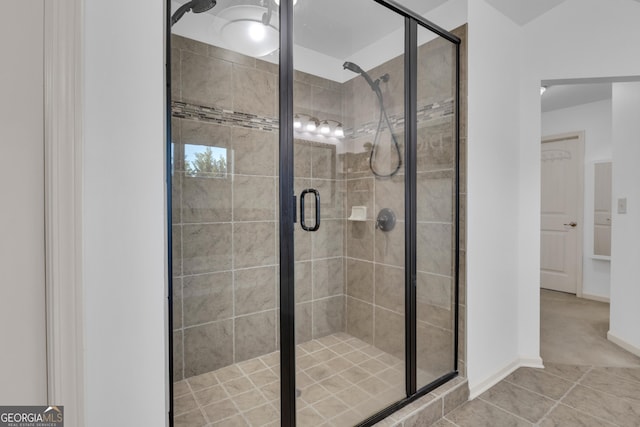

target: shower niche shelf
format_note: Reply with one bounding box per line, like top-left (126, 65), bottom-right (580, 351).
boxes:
top-left (348, 206), bottom-right (367, 221)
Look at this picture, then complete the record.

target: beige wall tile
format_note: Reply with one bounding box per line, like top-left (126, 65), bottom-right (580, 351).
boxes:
top-left (233, 222), bottom-right (276, 269)
top-left (182, 223), bottom-right (232, 275)
top-left (313, 257), bottom-right (344, 299)
top-left (235, 266), bottom-right (276, 316)
top-left (183, 272), bottom-right (233, 326)
top-left (346, 297), bottom-right (373, 344)
top-left (173, 330), bottom-right (183, 382)
top-left (181, 51), bottom-right (232, 108)
top-left (232, 127), bottom-right (277, 177)
top-left (184, 320), bottom-right (233, 377)
top-left (182, 175), bottom-right (232, 223)
top-left (374, 223), bottom-right (405, 267)
top-left (417, 222), bottom-right (453, 276)
top-left (233, 176), bottom-right (276, 222)
top-left (235, 310), bottom-right (277, 362)
top-left (374, 307), bottom-right (404, 360)
top-left (346, 259), bottom-right (373, 302)
top-left (313, 296), bottom-right (345, 338)
top-left (232, 64), bottom-right (276, 117)
top-left (346, 221), bottom-right (374, 261)
top-left (375, 264), bottom-right (404, 313)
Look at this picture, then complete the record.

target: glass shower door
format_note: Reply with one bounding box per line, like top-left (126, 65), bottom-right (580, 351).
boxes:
top-left (291, 1), bottom-right (406, 424)
top-left (415, 23), bottom-right (458, 389)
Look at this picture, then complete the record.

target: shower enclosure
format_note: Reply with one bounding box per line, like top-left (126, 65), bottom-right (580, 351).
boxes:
top-left (168, 0), bottom-right (461, 425)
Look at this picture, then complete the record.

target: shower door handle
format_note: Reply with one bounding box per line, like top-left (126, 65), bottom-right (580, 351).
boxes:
top-left (300, 189), bottom-right (320, 232)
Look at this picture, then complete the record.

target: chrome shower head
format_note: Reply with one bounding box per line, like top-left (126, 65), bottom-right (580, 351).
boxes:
top-left (191, 0), bottom-right (216, 13)
top-left (171, 0), bottom-right (217, 26)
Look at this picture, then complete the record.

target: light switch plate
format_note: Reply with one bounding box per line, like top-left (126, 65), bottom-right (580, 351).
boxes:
top-left (618, 197), bottom-right (627, 214)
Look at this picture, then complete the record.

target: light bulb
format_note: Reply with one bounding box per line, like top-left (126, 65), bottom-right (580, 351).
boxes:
top-left (248, 22), bottom-right (266, 42)
top-left (293, 115), bottom-right (302, 129)
top-left (306, 120), bottom-right (317, 132)
top-left (319, 121), bottom-right (331, 134)
top-left (334, 124), bottom-right (344, 138)
top-left (540, 86), bottom-right (547, 95)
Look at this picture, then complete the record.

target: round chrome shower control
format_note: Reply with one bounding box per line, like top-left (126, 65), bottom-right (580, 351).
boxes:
top-left (376, 208), bottom-right (396, 232)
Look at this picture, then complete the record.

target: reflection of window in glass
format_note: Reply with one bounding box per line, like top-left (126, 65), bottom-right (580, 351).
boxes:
top-left (185, 144), bottom-right (228, 178)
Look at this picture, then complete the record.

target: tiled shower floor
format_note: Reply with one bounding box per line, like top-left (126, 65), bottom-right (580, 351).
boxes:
top-left (173, 332), bottom-right (409, 426)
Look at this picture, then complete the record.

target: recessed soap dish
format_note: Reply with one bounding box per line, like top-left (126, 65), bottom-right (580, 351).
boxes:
top-left (348, 206), bottom-right (367, 221)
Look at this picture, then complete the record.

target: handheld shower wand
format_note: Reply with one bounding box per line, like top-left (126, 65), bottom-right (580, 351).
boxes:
top-left (343, 62), bottom-right (381, 95)
top-left (171, 0), bottom-right (217, 27)
top-left (343, 61), bottom-right (401, 177)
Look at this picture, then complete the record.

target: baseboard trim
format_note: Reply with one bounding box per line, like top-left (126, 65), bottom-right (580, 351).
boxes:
top-left (607, 331), bottom-right (640, 357)
top-left (519, 357), bottom-right (545, 369)
top-left (582, 293), bottom-right (610, 303)
top-left (468, 356), bottom-right (544, 399)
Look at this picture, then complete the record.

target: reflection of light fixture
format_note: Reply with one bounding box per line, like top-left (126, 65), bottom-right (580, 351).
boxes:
top-left (214, 5), bottom-right (279, 57)
top-left (306, 119), bottom-right (318, 132)
top-left (294, 113), bottom-right (344, 139)
top-left (319, 120), bottom-right (331, 134)
top-left (248, 21), bottom-right (266, 41)
top-left (333, 124), bottom-right (344, 138)
top-left (540, 86), bottom-right (547, 95)
top-left (274, 0), bottom-right (298, 5)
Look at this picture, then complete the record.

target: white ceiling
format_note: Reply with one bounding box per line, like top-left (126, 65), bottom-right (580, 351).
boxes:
top-left (484, 0), bottom-right (566, 25)
top-left (177, 0), bottom-right (450, 59)
top-left (292, 0), bottom-right (448, 58)
top-left (541, 83), bottom-right (612, 113)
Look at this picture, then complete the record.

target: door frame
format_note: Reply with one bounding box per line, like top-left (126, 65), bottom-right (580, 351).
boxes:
top-left (541, 131), bottom-right (585, 297)
top-left (44, 0), bottom-right (85, 425)
top-left (278, 3), bottom-right (461, 425)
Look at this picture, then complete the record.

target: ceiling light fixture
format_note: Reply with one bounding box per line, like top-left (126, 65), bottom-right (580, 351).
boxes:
top-left (212, 0), bottom-right (301, 58)
top-left (540, 86), bottom-right (548, 95)
top-left (214, 4), bottom-right (279, 57)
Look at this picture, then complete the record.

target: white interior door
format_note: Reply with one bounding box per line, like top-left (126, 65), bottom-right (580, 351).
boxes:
top-left (540, 133), bottom-right (584, 294)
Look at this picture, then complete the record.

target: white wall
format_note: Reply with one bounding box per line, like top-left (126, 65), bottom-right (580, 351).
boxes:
top-left (0, 0), bottom-right (47, 404)
top-left (83, 0), bottom-right (168, 425)
top-left (609, 82), bottom-right (640, 355)
top-left (464, 0), bottom-right (640, 396)
top-left (518, 0), bottom-right (640, 372)
top-left (542, 99), bottom-right (612, 299)
top-left (466, 0), bottom-right (525, 395)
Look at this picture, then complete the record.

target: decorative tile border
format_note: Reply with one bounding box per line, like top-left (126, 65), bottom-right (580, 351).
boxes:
top-left (171, 97), bottom-right (454, 137)
top-left (349, 98), bottom-right (455, 139)
top-left (171, 101), bottom-right (279, 133)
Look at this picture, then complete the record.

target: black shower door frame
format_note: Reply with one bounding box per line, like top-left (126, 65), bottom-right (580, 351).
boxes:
top-left (278, 1), bottom-right (461, 426)
top-left (165, 0), bottom-right (460, 425)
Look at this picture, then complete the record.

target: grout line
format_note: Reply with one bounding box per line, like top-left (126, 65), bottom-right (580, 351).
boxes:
top-left (538, 366), bottom-right (622, 427)
top-left (476, 397), bottom-right (536, 425)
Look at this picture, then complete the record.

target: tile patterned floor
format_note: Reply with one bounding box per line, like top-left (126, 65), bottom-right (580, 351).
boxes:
top-left (173, 333), bottom-right (408, 426)
top-left (437, 362), bottom-right (640, 427)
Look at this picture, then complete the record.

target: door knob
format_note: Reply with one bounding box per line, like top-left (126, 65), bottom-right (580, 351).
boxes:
top-left (564, 222), bottom-right (577, 227)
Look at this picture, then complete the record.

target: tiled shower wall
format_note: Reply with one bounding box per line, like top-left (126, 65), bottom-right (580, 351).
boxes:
top-left (171, 23), bottom-right (467, 382)
top-left (171, 35), bottom-right (347, 381)
top-left (341, 25), bottom-right (468, 383)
